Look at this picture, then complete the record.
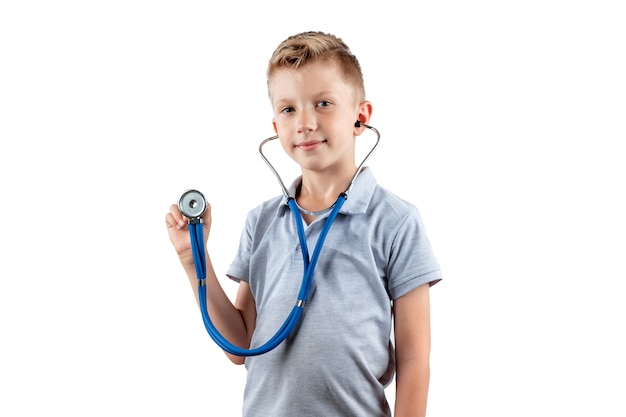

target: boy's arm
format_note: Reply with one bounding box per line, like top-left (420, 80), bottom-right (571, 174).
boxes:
top-left (166, 204), bottom-right (256, 365)
top-left (184, 253), bottom-right (256, 365)
top-left (393, 283), bottom-right (431, 417)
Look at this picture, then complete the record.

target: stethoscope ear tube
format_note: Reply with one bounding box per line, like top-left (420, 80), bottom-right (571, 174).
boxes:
top-left (185, 191), bottom-right (346, 357)
top-left (259, 123), bottom-right (380, 200)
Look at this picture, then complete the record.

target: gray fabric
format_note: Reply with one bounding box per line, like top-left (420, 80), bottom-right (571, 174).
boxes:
top-left (227, 168), bottom-right (441, 416)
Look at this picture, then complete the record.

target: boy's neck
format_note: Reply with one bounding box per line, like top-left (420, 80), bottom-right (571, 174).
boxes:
top-left (296, 166), bottom-right (357, 213)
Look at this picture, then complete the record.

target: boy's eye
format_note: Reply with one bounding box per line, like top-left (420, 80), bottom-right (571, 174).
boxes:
top-left (316, 100), bottom-right (331, 108)
top-left (281, 106), bottom-right (295, 113)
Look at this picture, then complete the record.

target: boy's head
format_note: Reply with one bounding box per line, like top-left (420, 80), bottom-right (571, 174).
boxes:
top-left (267, 31), bottom-right (365, 103)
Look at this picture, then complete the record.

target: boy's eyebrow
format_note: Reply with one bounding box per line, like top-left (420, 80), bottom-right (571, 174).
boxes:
top-left (271, 98), bottom-right (292, 108)
top-left (313, 90), bottom-right (338, 98)
top-left (272, 90), bottom-right (338, 104)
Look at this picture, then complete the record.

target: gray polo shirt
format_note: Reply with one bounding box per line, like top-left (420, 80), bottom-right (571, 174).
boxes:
top-left (227, 168), bottom-right (441, 417)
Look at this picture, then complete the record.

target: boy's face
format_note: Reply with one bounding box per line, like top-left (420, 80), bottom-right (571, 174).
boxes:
top-left (269, 60), bottom-right (371, 175)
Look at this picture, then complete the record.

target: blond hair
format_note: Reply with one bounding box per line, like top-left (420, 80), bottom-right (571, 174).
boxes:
top-left (267, 31), bottom-right (365, 102)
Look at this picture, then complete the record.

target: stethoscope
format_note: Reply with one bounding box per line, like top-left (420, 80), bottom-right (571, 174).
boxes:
top-left (178, 121), bottom-right (380, 357)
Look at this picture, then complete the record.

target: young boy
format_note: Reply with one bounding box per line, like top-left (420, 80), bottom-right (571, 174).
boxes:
top-left (166, 31), bottom-right (442, 417)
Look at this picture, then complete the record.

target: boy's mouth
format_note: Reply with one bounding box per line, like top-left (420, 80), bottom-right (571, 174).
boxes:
top-left (297, 140), bottom-right (325, 151)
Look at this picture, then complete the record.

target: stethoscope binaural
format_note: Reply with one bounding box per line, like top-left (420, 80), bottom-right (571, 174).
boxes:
top-left (179, 121), bottom-right (380, 357)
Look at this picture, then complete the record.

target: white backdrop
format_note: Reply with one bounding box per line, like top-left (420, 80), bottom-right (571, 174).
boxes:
top-left (1, 0), bottom-right (625, 416)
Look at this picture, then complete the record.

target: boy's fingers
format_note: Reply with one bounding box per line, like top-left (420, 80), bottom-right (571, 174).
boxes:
top-left (167, 204), bottom-right (188, 229)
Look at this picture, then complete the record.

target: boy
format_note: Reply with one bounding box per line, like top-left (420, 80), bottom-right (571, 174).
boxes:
top-left (166, 31), bottom-right (442, 416)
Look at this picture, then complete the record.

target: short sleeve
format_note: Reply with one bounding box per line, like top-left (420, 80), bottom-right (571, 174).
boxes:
top-left (386, 206), bottom-right (442, 300)
top-left (226, 213), bottom-right (253, 283)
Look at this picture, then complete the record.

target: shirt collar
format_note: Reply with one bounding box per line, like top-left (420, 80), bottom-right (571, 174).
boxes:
top-left (277, 167), bottom-right (377, 217)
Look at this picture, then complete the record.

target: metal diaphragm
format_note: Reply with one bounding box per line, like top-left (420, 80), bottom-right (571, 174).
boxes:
top-left (178, 189), bottom-right (207, 219)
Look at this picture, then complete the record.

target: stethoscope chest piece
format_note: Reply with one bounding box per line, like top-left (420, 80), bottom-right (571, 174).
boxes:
top-left (178, 189), bottom-right (207, 220)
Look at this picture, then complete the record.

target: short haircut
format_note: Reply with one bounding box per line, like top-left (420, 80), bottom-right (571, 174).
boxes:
top-left (267, 31), bottom-right (366, 102)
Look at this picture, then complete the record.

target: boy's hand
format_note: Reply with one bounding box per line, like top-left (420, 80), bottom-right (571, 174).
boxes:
top-left (165, 202), bottom-right (212, 267)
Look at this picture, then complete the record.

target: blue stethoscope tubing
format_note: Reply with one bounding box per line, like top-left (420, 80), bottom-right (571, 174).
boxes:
top-left (188, 122), bottom-right (380, 357)
top-left (192, 197), bottom-right (345, 356)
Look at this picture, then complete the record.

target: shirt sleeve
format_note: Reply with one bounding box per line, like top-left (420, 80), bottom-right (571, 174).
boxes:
top-left (226, 212), bottom-right (253, 283)
top-left (386, 206), bottom-right (442, 300)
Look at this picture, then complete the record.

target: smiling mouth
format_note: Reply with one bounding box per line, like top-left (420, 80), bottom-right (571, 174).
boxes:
top-left (297, 140), bottom-right (325, 151)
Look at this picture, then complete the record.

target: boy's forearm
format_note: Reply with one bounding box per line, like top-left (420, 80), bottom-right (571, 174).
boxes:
top-left (394, 359), bottom-right (430, 417)
top-left (180, 252), bottom-right (249, 354)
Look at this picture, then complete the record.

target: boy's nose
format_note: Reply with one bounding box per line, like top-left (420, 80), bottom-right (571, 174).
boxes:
top-left (296, 108), bottom-right (317, 133)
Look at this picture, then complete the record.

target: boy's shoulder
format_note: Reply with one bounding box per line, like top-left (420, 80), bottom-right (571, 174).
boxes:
top-left (352, 168), bottom-right (420, 219)
top-left (246, 193), bottom-right (284, 220)
top-left (368, 181), bottom-right (421, 222)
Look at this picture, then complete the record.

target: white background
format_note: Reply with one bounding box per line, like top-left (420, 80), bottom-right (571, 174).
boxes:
top-left (1, 0), bottom-right (625, 416)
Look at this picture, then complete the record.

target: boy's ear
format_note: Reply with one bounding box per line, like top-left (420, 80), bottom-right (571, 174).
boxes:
top-left (354, 101), bottom-right (373, 136)
top-left (272, 119), bottom-right (278, 134)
